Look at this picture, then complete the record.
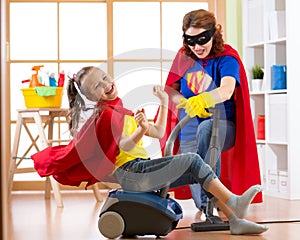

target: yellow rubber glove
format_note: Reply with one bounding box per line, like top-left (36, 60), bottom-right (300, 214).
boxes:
top-left (177, 92), bottom-right (215, 118)
top-left (176, 97), bottom-right (188, 109)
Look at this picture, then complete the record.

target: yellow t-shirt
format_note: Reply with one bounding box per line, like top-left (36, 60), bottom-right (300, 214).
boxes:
top-left (115, 115), bottom-right (149, 168)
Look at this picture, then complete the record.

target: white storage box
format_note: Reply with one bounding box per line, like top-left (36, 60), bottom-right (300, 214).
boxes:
top-left (268, 170), bottom-right (279, 192)
top-left (257, 144), bottom-right (266, 187)
top-left (269, 94), bottom-right (287, 142)
top-left (278, 170), bottom-right (288, 193)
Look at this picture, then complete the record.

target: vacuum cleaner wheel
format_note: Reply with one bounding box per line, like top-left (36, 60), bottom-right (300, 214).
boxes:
top-left (98, 211), bottom-right (125, 239)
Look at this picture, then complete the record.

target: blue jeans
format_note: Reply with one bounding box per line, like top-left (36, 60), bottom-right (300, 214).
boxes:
top-left (180, 119), bottom-right (236, 210)
top-left (113, 152), bottom-right (217, 202)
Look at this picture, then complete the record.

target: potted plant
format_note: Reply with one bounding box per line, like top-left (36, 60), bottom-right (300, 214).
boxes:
top-left (251, 64), bottom-right (264, 91)
top-left (252, 64), bottom-right (264, 79)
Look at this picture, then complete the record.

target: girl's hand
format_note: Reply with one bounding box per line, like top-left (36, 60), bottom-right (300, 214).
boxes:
top-left (153, 85), bottom-right (168, 105)
top-left (135, 109), bottom-right (149, 131)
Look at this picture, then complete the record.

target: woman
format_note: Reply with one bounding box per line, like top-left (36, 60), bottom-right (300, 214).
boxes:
top-left (160, 9), bottom-right (262, 210)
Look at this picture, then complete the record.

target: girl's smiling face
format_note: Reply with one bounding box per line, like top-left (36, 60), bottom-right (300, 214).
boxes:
top-left (185, 27), bottom-right (213, 59)
top-left (81, 67), bottom-right (118, 102)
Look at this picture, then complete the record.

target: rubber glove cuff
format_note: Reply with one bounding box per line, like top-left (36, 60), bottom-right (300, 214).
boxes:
top-left (199, 91), bottom-right (215, 108)
top-left (176, 97), bottom-right (187, 109)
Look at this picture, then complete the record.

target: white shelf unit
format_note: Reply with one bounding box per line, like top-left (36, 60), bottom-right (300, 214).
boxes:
top-left (242, 0), bottom-right (300, 200)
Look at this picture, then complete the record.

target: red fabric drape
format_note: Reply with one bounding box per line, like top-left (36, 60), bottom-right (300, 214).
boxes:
top-left (32, 98), bottom-right (133, 188)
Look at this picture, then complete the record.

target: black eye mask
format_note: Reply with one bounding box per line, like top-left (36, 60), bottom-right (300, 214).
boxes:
top-left (183, 28), bottom-right (216, 46)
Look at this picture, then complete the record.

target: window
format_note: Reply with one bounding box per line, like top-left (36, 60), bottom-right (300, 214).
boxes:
top-left (8, 0), bottom-right (220, 182)
top-left (9, 0), bottom-right (217, 119)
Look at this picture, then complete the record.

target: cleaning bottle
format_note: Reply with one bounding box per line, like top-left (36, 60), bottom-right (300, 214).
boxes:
top-left (49, 73), bottom-right (57, 87)
top-left (29, 65), bottom-right (45, 87)
top-left (39, 69), bottom-right (50, 86)
top-left (58, 70), bottom-right (65, 87)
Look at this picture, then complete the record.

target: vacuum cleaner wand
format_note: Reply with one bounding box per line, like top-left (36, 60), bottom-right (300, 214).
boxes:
top-left (159, 106), bottom-right (230, 231)
top-left (191, 107), bottom-right (230, 231)
top-left (159, 115), bottom-right (191, 198)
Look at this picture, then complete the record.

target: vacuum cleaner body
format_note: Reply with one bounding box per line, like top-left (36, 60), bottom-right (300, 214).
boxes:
top-left (98, 189), bottom-right (183, 238)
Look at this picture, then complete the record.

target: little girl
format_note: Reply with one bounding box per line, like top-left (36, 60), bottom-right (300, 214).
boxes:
top-left (32, 66), bottom-right (268, 235)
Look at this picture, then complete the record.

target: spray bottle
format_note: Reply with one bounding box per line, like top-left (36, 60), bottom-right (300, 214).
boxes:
top-left (29, 65), bottom-right (45, 87)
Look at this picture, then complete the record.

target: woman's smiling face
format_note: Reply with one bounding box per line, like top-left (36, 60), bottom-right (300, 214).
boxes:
top-left (81, 67), bottom-right (118, 102)
top-left (185, 27), bottom-right (213, 59)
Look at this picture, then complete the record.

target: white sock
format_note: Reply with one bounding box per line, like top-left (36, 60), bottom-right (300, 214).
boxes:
top-left (227, 185), bottom-right (262, 218)
top-left (229, 215), bottom-right (268, 235)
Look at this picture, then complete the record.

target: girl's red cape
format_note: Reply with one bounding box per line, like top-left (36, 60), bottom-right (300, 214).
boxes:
top-left (32, 98), bottom-right (133, 188)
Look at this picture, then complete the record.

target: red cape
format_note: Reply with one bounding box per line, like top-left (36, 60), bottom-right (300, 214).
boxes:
top-left (31, 98), bottom-right (133, 188)
top-left (161, 44), bottom-right (262, 203)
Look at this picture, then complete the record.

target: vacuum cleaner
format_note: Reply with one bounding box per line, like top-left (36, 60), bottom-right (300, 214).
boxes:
top-left (98, 189), bottom-right (183, 238)
top-left (98, 108), bottom-right (229, 238)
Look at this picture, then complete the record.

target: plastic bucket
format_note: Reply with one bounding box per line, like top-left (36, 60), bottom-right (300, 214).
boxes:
top-left (21, 87), bottom-right (64, 108)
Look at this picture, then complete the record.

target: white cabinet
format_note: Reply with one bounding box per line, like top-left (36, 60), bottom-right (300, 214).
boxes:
top-left (242, 0), bottom-right (300, 199)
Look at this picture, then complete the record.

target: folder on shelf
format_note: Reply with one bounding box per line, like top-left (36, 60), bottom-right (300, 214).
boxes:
top-left (268, 11), bottom-right (286, 40)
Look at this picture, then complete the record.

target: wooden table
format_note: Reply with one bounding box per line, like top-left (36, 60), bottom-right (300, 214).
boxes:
top-left (8, 108), bottom-right (102, 207)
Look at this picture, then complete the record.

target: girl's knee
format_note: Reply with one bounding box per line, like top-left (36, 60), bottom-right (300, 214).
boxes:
top-left (187, 152), bottom-right (201, 160)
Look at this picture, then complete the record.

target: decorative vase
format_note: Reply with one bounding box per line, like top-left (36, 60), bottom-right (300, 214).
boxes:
top-left (251, 79), bottom-right (263, 92)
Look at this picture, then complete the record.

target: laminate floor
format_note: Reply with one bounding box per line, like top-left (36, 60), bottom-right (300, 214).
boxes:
top-left (8, 190), bottom-right (300, 240)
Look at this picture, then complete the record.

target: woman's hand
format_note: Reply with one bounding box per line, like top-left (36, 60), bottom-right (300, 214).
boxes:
top-left (176, 92), bottom-right (215, 118)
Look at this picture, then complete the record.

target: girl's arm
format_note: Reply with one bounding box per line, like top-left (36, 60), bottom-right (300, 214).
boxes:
top-left (118, 85), bottom-right (168, 151)
top-left (145, 85), bottom-right (168, 138)
top-left (168, 82), bottom-right (182, 105)
top-left (118, 109), bottom-right (149, 152)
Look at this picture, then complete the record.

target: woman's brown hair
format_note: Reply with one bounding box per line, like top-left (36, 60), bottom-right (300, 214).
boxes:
top-left (182, 9), bottom-right (224, 58)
